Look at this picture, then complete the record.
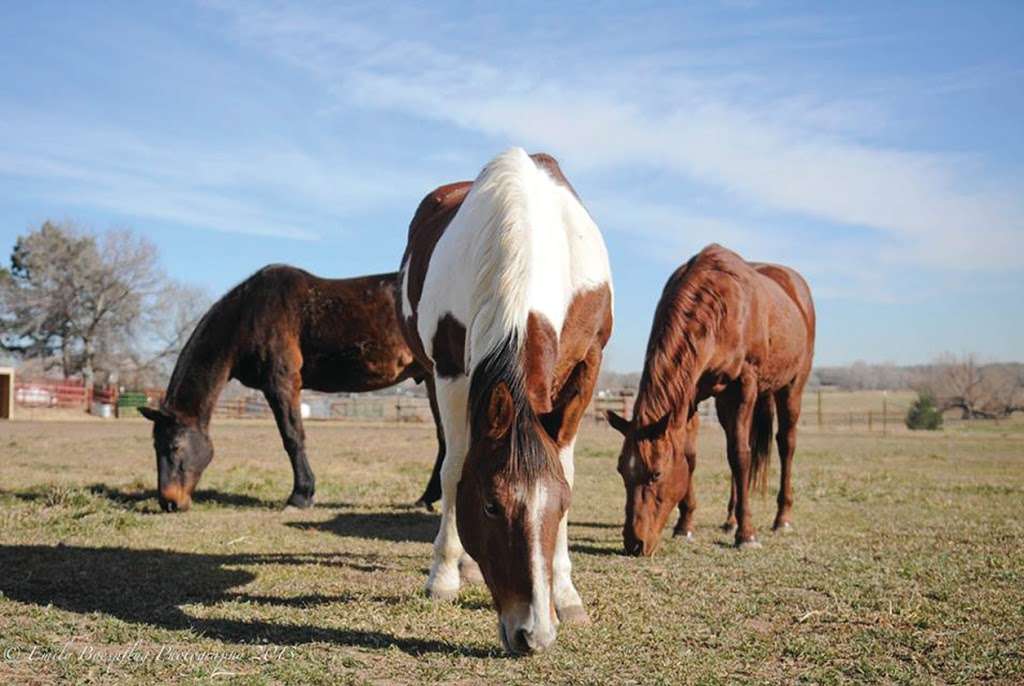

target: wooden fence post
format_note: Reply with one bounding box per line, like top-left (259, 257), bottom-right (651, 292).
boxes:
top-left (868, 411), bottom-right (873, 432)
top-left (882, 393), bottom-right (888, 436)
top-left (817, 390), bottom-right (823, 429)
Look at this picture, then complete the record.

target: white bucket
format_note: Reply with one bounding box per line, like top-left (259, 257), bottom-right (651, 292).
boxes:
top-left (91, 402), bottom-right (114, 418)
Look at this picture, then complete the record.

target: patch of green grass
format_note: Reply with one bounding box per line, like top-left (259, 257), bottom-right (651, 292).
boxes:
top-left (1, 419), bottom-right (1022, 684)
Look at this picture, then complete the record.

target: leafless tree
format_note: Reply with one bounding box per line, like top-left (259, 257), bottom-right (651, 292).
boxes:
top-left (110, 281), bottom-right (210, 388)
top-left (1, 221), bottom-right (162, 388)
top-left (919, 353), bottom-right (1024, 419)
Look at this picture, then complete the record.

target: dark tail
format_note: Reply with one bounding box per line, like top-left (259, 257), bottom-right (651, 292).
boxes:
top-left (750, 394), bottom-right (775, 496)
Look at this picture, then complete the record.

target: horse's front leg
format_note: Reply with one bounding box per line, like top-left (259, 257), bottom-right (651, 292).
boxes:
top-left (673, 413), bottom-right (699, 541)
top-left (425, 376), bottom-right (471, 601)
top-left (264, 366), bottom-right (315, 509)
top-left (552, 438), bottom-right (588, 624)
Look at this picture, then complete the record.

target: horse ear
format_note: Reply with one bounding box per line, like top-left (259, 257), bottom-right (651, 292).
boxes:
top-left (606, 410), bottom-right (630, 435)
top-left (486, 382), bottom-right (515, 440)
top-left (138, 406), bottom-right (171, 423)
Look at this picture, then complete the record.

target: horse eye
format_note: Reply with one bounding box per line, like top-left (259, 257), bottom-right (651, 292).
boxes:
top-left (650, 470), bottom-right (662, 483)
top-left (483, 500), bottom-right (501, 518)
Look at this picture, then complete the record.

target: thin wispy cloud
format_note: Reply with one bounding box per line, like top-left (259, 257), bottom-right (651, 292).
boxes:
top-left (208, 1), bottom-right (1023, 270)
top-left (1, 1), bottom-right (1021, 365)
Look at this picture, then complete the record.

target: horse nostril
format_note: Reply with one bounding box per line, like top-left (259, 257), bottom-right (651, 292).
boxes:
top-left (162, 499), bottom-right (177, 513)
top-left (514, 628), bottom-right (533, 654)
top-left (626, 540), bottom-right (644, 556)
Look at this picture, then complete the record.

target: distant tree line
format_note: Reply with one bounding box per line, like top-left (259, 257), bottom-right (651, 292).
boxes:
top-left (2, 221), bottom-right (1020, 416)
top-left (0, 220), bottom-right (209, 389)
top-left (812, 362), bottom-right (916, 390)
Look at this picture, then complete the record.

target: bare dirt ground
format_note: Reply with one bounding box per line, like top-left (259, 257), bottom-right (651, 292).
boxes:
top-left (1, 417), bottom-right (1022, 684)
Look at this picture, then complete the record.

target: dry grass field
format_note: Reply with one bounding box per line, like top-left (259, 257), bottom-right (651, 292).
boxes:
top-left (1, 412), bottom-right (1022, 684)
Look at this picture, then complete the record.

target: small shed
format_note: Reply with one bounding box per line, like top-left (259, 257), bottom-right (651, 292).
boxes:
top-left (0, 366), bottom-right (13, 420)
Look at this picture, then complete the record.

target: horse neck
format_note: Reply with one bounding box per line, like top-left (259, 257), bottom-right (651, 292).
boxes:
top-left (162, 313), bottom-right (235, 429)
top-left (633, 308), bottom-right (716, 428)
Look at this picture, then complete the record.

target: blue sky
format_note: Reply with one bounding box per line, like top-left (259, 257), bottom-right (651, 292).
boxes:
top-left (1, 1), bottom-right (1022, 370)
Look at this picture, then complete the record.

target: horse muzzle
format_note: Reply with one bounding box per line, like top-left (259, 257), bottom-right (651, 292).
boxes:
top-left (499, 605), bottom-right (557, 656)
top-left (159, 483), bottom-right (193, 513)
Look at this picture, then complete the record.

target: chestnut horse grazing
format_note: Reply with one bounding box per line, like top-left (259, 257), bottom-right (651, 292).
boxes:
top-left (398, 149), bottom-right (612, 654)
top-left (140, 266), bottom-right (445, 512)
top-left (607, 244), bottom-right (815, 555)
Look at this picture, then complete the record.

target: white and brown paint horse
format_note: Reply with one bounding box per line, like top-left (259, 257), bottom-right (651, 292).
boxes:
top-left (398, 149), bottom-right (612, 655)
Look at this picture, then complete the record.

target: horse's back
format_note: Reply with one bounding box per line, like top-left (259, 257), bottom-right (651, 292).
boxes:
top-left (401, 150), bottom-right (610, 377)
top-left (751, 262), bottom-right (815, 341)
top-left (222, 265), bottom-right (420, 391)
top-left (400, 181), bottom-right (472, 321)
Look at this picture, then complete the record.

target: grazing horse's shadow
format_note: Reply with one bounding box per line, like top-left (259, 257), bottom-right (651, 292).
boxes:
top-left (5, 484), bottom-right (284, 511)
top-left (569, 543), bottom-right (624, 557)
top-left (7, 484), bottom-right (359, 512)
top-left (0, 544), bottom-right (494, 657)
top-left (91, 485), bottom-right (283, 510)
top-left (287, 510), bottom-right (439, 543)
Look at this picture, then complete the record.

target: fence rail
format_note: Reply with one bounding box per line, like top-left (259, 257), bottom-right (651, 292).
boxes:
top-left (9, 382), bottom-right (996, 434)
top-left (14, 378), bottom-right (91, 409)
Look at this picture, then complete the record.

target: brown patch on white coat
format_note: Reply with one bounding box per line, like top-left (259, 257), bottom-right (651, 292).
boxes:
top-left (397, 151), bottom-right (612, 655)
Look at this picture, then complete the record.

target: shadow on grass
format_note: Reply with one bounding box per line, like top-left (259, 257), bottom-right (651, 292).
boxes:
top-left (3, 484), bottom-right (281, 511)
top-left (570, 520), bottom-right (621, 530)
top-left (4, 484), bottom-right (359, 513)
top-left (287, 510), bottom-right (439, 543)
top-left (570, 543), bottom-right (624, 557)
top-left (0, 544), bottom-right (494, 658)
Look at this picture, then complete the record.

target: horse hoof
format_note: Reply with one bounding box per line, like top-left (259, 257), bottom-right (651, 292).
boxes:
top-left (415, 499), bottom-right (436, 513)
top-left (285, 493), bottom-right (315, 509)
top-left (721, 523), bottom-right (738, 535)
top-left (736, 539), bottom-right (762, 550)
top-left (557, 604), bottom-right (590, 626)
top-left (426, 586), bottom-right (459, 603)
top-left (773, 522), bottom-right (793, 534)
top-left (673, 529), bottom-right (695, 542)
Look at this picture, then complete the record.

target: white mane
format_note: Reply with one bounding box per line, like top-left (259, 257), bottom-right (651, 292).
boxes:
top-left (414, 147), bottom-right (609, 377)
top-left (461, 148), bottom-right (547, 364)
top-left (459, 147), bottom-right (610, 373)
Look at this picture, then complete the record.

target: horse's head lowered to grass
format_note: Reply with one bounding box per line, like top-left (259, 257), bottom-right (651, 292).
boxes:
top-left (139, 406), bottom-right (213, 512)
top-left (608, 410), bottom-right (695, 557)
top-left (457, 344), bottom-right (572, 655)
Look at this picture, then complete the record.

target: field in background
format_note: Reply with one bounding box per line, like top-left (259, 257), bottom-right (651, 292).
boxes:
top-left (12, 387), bottom-right (987, 438)
top-left (1, 414), bottom-right (1022, 684)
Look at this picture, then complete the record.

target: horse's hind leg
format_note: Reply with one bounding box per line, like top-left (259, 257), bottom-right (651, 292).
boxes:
top-left (264, 363), bottom-right (315, 509)
top-left (718, 375), bottom-right (759, 548)
top-left (721, 473), bottom-right (738, 534)
top-left (772, 385), bottom-right (802, 532)
top-left (673, 413), bottom-right (699, 541)
top-left (415, 375), bottom-right (445, 511)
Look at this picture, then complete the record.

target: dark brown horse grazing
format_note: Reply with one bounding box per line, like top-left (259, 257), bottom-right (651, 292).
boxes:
top-left (398, 148), bottom-right (613, 654)
top-left (607, 244), bottom-right (815, 555)
top-left (140, 265), bottom-right (445, 512)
